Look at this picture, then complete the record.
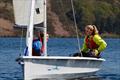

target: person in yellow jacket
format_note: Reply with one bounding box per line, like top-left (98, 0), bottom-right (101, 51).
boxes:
top-left (81, 25), bottom-right (107, 58)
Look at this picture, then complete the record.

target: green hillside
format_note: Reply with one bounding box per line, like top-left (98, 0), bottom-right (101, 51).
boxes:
top-left (0, 0), bottom-right (120, 37)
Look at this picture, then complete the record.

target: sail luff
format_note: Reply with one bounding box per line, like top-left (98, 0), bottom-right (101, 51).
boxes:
top-left (27, 0), bottom-right (35, 56)
top-left (44, 0), bottom-right (47, 56)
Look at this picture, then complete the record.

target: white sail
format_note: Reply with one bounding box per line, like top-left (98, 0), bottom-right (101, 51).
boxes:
top-left (13, 0), bottom-right (44, 26)
top-left (13, 0), bottom-right (46, 56)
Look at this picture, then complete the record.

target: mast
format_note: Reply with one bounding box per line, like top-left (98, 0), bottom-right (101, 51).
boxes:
top-left (27, 0), bottom-right (35, 56)
top-left (44, 0), bottom-right (47, 56)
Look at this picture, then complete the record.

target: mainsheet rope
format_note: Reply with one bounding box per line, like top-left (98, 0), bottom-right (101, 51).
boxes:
top-left (59, 0), bottom-right (77, 53)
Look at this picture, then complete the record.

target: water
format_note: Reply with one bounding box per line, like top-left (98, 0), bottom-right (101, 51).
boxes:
top-left (0, 38), bottom-right (120, 80)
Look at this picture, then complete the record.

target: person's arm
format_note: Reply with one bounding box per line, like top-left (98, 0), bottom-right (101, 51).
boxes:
top-left (93, 35), bottom-right (107, 53)
top-left (81, 37), bottom-right (89, 53)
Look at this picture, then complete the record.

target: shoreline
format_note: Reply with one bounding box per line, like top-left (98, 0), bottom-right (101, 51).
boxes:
top-left (0, 33), bottom-right (120, 38)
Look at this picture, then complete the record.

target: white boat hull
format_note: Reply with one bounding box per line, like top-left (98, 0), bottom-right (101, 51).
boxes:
top-left (19, 56), bottom-right (105, 80)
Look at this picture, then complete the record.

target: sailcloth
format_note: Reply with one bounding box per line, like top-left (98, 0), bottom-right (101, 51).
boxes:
top-left (13, 0), bottom-right (45, 55)
top-left (13, 0), bottom-right (44, 26)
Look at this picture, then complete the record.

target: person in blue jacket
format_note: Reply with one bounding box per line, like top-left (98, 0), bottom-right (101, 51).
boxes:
top-left (32, 31), bottom-right (43, 56)
top-left (32, 31), bottom-right (49, 56)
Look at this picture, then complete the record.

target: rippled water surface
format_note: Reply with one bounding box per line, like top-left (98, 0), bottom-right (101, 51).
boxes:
top-left (0, 38), bottom-right (120, 80)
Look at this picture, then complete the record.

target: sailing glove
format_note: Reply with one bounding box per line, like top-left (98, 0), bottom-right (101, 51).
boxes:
top-left (91, 49), bottom-right (100, 57)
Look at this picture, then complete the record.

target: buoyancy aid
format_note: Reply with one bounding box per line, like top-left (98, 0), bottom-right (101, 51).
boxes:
top-left (32, 37), bottom-right (43, 55)
top-left (33, 39), bottom-right (42, 50)
top-left (39, 37), bottom-right (44, 54)
top-left (85, 36), bottom-right (99, 49)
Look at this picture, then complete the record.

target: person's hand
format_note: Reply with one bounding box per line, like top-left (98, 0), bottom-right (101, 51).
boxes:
top-left (92, 49), bottom-right (99, 57)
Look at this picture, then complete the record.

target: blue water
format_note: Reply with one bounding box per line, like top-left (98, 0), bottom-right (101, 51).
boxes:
top-left (0, 38), bottom-right (120, 80)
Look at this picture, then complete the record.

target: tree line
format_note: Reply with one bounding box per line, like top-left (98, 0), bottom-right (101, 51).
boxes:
top-left (69, 0), bottom-right (120, 35)
top-left (0, 0), bottom-right (120, 37)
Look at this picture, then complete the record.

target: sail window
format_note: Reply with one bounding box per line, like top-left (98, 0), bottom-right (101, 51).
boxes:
top-left (36, 8), bottom-right (40, 14)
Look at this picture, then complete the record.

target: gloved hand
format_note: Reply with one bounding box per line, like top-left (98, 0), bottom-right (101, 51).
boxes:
top-left (91, 49), bottom-right (99, 57)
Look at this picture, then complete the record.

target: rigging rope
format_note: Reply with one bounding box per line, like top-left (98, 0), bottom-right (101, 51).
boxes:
top-left (19, 26), bottom-right (24, 56)
top-left (70, 0), bottom-right (83, 56)
top-left (59, 0), bottom-right (79, 54)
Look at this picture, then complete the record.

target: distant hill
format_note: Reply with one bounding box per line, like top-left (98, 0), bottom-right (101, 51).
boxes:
top-left (0, 0), bottom-right (120, 37)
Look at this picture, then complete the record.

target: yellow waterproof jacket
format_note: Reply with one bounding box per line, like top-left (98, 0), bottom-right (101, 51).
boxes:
top-left (81, 34), bottom-right (107, 53)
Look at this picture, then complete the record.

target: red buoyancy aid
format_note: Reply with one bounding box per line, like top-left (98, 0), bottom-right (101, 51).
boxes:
top-left (85, 36), bottom-right (99, 49)
top-left (39, 37), bottom-right (44, 54)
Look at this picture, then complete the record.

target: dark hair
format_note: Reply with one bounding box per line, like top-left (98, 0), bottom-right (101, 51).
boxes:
top-left (40, 32), bottom-right (44, 38)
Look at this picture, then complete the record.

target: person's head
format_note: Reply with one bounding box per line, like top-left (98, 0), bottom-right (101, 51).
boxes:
top-left (34, 31), bottom-right (43, 39)
top-left (85, 25), bottom-right (98, 36)
top-left (34, 31), bottom-right (49, 41)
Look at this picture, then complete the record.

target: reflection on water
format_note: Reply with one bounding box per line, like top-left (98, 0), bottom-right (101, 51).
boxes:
top-left (33, 74), bottom-right (120, 80)
top-left (33, 76), bottom-right (102, 80)
top-left (67, 76), bottom-right (101, 80)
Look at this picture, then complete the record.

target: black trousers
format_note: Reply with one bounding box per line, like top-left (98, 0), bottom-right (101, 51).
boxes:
top-left (70, 51), bottom-right (100, 58)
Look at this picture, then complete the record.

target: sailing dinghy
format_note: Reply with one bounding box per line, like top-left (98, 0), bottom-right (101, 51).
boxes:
top-left (13, 0), bottom-right (105, 79)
